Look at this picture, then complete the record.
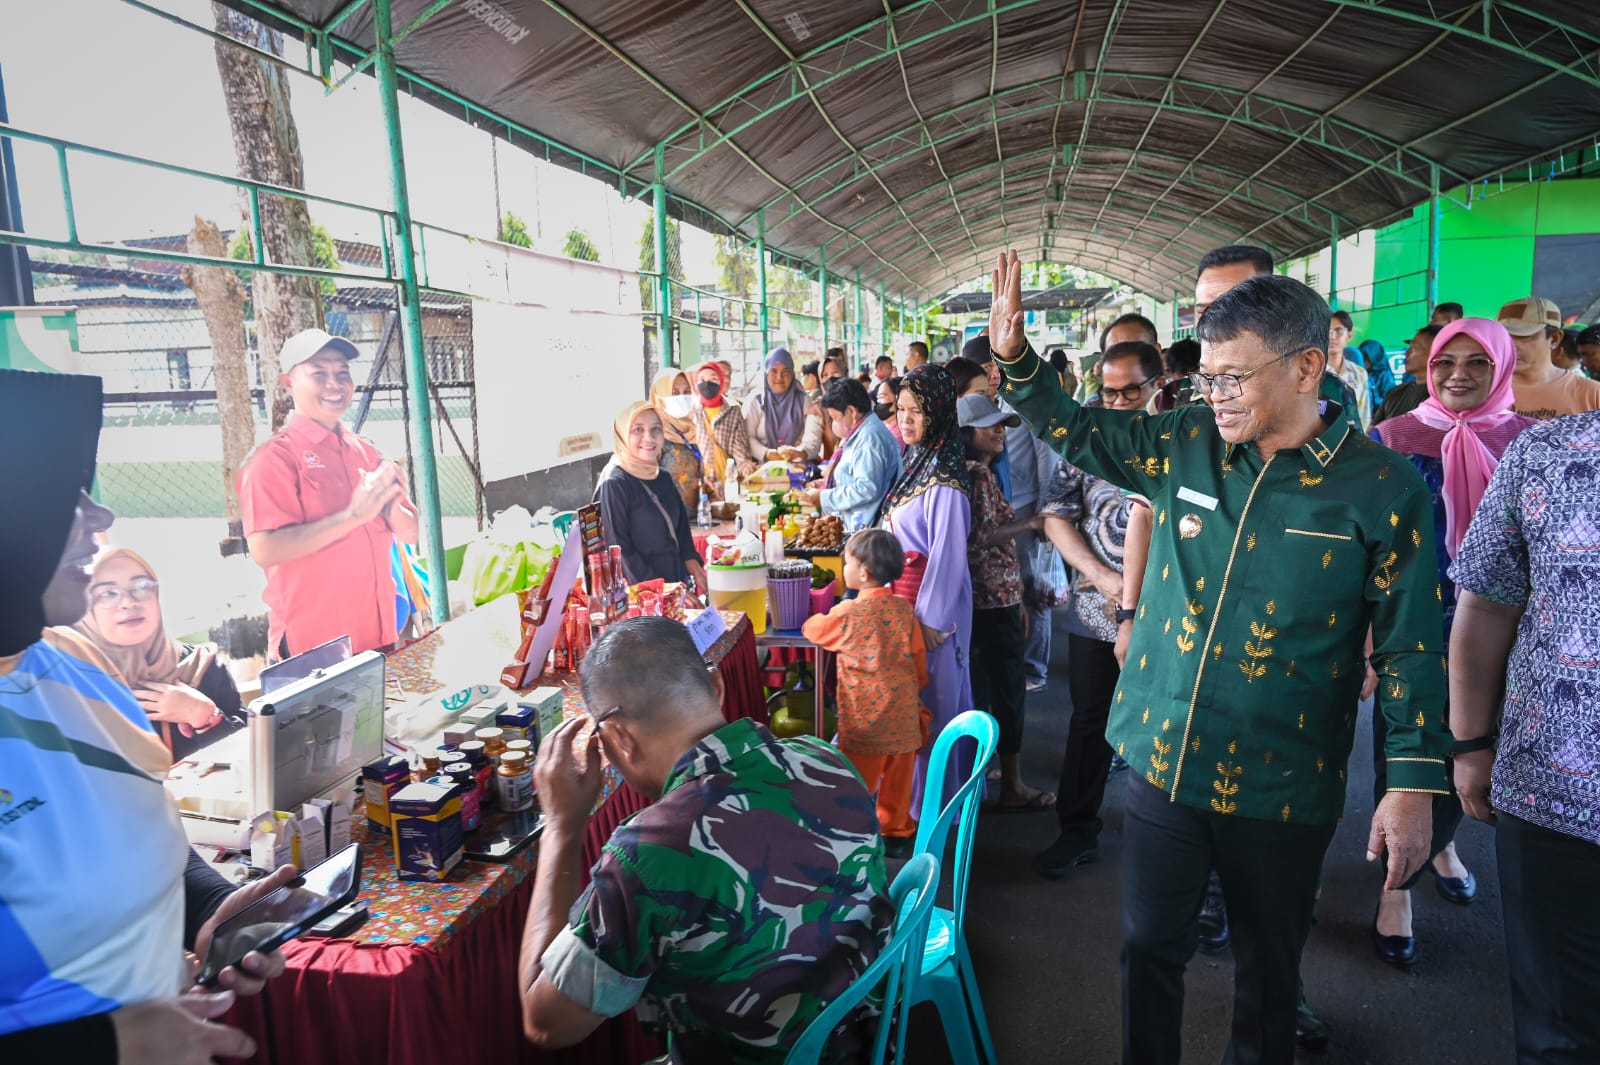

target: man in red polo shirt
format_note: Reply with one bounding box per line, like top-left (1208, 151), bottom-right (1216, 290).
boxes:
top-left (239, 328), bottom-right (418, 658)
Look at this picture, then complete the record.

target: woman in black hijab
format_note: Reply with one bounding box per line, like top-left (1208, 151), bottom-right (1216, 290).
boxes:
top-left (0, 369), bottom-right (289, 1063)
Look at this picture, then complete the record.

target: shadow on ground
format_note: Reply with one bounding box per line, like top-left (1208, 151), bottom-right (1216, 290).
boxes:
top-left (901, 611), bottom-right (1513, 1064)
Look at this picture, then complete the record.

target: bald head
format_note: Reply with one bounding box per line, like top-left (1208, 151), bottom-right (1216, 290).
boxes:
top-left (580, 617), bottom-right (721, 732)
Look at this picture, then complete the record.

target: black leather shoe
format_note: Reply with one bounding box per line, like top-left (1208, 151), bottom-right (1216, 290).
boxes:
top-left (1034, 832), bottom-right (1100, 879)
top-left (1371, 905), bottom-right (1418, 967)
top-left (1295, 984), bottom-right (1330, 1054)
top-left (1196, 876), bottom-right (1229, 954)
top-left (1431, 866), bottom-right (1478, 905)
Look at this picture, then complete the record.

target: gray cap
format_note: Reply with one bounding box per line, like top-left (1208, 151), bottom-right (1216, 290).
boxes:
top-left (279, 327), bottom-right (359, 371)
top-left (956, 392), bottom-right (1022, 429)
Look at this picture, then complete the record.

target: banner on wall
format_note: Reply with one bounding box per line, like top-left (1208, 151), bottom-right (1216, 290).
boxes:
top-left (472, 260), bottom-right (643, 483)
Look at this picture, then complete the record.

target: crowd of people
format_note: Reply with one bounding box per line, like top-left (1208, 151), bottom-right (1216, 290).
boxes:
top-left (4, 237), bottom-right (1597, 1063)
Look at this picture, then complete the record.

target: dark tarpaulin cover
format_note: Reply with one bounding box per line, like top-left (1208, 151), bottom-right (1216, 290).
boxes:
top-left (229, 0), bottom-right (1600, 299)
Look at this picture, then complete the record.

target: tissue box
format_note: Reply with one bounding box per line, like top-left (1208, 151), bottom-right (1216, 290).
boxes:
top-left (389, 782), bottom-right (463, 882)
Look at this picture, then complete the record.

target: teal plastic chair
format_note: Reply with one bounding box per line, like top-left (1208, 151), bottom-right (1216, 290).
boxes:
top-left (784, 853), bottom-right (941, 1065)
top-left (910, 709), bottom-right (1000, 1065)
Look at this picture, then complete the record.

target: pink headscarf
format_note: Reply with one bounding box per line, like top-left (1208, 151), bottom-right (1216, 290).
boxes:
top-left (1401, 317), bottom-right (1520, 557)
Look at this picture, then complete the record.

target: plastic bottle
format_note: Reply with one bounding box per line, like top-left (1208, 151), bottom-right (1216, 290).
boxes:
top-left (495, 751), bottom-right (535, 812)
top-left (697, 488), bottom-right (711, 528)
top-left (724, 468), bottom-right (739, 507)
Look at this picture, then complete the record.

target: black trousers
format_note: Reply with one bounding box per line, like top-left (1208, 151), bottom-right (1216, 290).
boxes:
top-left (1057, 632), bottom-right (1121, 837)
top-left (969, 603), bottom-right (1027, 756)
top-left (1497, 812), bottom-right (1600, 1064)
top-left (1371, 705), bottom-right (1468, 890)
top-left (1121, 777), bottom-right (1336, 1065)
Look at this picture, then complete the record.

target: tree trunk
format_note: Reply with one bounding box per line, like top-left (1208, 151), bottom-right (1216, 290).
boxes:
top-left (182, 216), bottom-right (253, 551)
top-left (212, 3), bottom-right (324, 432)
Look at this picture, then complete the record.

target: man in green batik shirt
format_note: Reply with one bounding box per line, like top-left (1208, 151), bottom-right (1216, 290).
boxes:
top-left (988, 251), bottom-right (1449, 1065)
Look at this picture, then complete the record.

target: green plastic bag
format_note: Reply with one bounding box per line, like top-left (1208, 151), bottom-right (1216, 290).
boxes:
top-left (461, 537), bottom-right (527, 607)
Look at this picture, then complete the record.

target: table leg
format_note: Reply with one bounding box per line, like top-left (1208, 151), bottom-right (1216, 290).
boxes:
top-left (814, 647), bottom-right (828, 740)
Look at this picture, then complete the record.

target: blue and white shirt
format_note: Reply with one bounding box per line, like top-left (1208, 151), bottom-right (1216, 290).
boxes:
top-left (0, 631), bottom-right (188, 1035)
top-left (821, 413), bottom-right (902, 533)
top-left (1450, 411), bottom-right (1600, 845)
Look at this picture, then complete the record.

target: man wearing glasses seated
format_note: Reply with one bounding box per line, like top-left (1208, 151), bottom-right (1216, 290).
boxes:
top-left (988, 251), bottom-right (1451, 1065)
top-left (515, 617), bottom-right (892, 1063)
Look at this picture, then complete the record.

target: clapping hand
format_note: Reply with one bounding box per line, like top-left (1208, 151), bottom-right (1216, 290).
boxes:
top-left (348, 462), bottom-right (403, 523)
top-left (988, 250), bottom-right (1027, 360)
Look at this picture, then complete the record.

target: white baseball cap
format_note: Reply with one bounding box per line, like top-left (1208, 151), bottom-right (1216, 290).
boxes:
top-left (279, 328), bottom-right (359, 371)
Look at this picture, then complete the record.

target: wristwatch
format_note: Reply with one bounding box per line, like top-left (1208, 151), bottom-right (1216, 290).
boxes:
top-left (1450, 734), bottom-right (1496, 756)
top-left (1114, 607), bottom-right (1137, 623)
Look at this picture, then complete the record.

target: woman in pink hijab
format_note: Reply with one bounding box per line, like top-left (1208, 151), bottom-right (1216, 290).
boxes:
top-left (1367, 317), bottom-right (1536, 967)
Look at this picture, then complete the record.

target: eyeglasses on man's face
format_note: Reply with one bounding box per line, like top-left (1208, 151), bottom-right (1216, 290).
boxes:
top-left (1188, 351), bottom-right (1299, 400)
top-left (91, 578), bottom-right (159, 607)
top-left (1097, 373), bottom-right (1159, 404)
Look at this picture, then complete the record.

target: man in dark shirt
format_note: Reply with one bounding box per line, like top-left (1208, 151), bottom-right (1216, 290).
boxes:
top-left (517, 618), bottom-right (891, 1063)
top-left (1373, 325), bottom-right (1443, 426)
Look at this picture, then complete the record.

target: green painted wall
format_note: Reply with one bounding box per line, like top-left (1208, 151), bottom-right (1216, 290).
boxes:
top-left (1342, 177), bottom-right (1600, 347)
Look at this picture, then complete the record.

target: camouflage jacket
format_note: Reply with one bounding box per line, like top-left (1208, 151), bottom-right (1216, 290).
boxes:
top-left (541, 718), bottom-right (892, 1064)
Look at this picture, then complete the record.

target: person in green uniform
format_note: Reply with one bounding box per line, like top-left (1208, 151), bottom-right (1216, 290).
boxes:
top-left (987, 250), bottom-right (1451, 1065)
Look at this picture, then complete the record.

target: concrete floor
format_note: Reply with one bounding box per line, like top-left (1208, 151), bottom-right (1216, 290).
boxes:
top-left (903, 611), bottom-right (1515, 1064)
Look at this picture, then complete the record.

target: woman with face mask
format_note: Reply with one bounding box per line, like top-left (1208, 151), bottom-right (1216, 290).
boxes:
top-left (688, 361), bottom-right (757, 498)
top-left (742, 347), bottom-right (823, 461)
top-left (596, 401), bottom-right (709, 596)
top-left (649, 368), bottom-right (706, 516)
top-left (876, 376), bottom-right (906, 448)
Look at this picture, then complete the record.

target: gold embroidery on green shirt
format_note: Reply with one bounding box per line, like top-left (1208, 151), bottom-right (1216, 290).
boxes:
top-left (1298, 470), bottom-right (1324, 487)
top-left (1211, 760), bottom-right (1243, 814)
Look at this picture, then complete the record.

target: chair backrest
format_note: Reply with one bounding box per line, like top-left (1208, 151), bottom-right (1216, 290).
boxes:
top-left (911, 710), bottom-right (999, 943)
top-left (783, 853), bottom-right (941, 1065)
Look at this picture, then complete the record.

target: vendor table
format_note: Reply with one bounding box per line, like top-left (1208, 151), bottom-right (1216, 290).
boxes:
top-left (227, 607), bottom-right (764, 1065)
top-left (754, 630), bottom-right (833, 739)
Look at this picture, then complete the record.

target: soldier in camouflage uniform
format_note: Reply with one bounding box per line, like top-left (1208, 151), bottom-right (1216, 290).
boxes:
top-left (518, 617), bottom-right (892, 1064)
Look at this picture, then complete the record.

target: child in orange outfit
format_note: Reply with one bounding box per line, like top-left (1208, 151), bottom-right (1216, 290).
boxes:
top-left (802, 528), bottom-right (930, 856)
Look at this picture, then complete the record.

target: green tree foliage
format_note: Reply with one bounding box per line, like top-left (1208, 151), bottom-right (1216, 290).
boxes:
top-left (500, 211), bottom-right (533, 248)
top-left (713, 234), bottom-right (757, 297)
top-left (228, 221), bottom-right (340, 297)
top-left (638, 215), bottom-right (682, 312)
top-left (563, 227), bottom-right (600, 262)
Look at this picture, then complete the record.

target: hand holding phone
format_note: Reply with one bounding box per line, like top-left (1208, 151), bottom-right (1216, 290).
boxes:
top-left (195, 844), bottom-right (362, 987)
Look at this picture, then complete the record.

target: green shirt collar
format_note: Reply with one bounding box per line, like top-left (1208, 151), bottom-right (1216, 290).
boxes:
top-left (661, 717), bottom-right (767, 798)
top-left (1222, 401), bottom-right (1353, 471)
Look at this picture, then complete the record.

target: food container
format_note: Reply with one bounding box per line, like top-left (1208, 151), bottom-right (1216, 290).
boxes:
top-left (809, 583), bottom-right (837, 617)
top-left (766, 559), bottom-right (815, 631)
top-left (707, 561), bottom-right (768, 635)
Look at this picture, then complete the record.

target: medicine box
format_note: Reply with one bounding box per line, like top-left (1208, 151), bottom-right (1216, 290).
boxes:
top-left (495, 704), bottom-right (536, 744)
top-left (389, 782), bottom-right (464, 882)
top-left (361, 756), bottom-right (412, 834)
top-left (521, 686), bottom-right (565, 751)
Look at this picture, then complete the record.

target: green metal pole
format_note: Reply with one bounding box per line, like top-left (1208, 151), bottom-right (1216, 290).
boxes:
top-left (373, 0), bottom-right (449, 624)
top-left (854, 271), bottom-right (863, 361)
top-left (819, 246), bottom-right (828, 355)
top-left (756, 210), bottom-right (769, 353)
top-left (1328, 223), bottom-right (1339, 311)
top-left (1426, 163), bottom-right (1441, 312)
top-left (879, 284), bottom-right (888, 361)
top-left (652, 147), bottom-right (674, 368)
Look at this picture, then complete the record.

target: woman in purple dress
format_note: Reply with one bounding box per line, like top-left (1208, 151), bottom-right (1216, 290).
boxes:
top-left (880, 364), bottom-right (974, 819)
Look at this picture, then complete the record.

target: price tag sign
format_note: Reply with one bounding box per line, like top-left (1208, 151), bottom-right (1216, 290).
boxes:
top-left (685, 607), bottom-right (728, 656)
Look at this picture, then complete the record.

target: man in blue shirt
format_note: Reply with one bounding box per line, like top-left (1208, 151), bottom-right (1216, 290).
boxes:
top-left (802, 378), bottom-right (902, 532)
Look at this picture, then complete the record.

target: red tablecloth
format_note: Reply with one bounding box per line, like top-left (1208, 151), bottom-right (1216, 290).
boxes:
top-left (228, 612), bottom-right (765, 1065)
